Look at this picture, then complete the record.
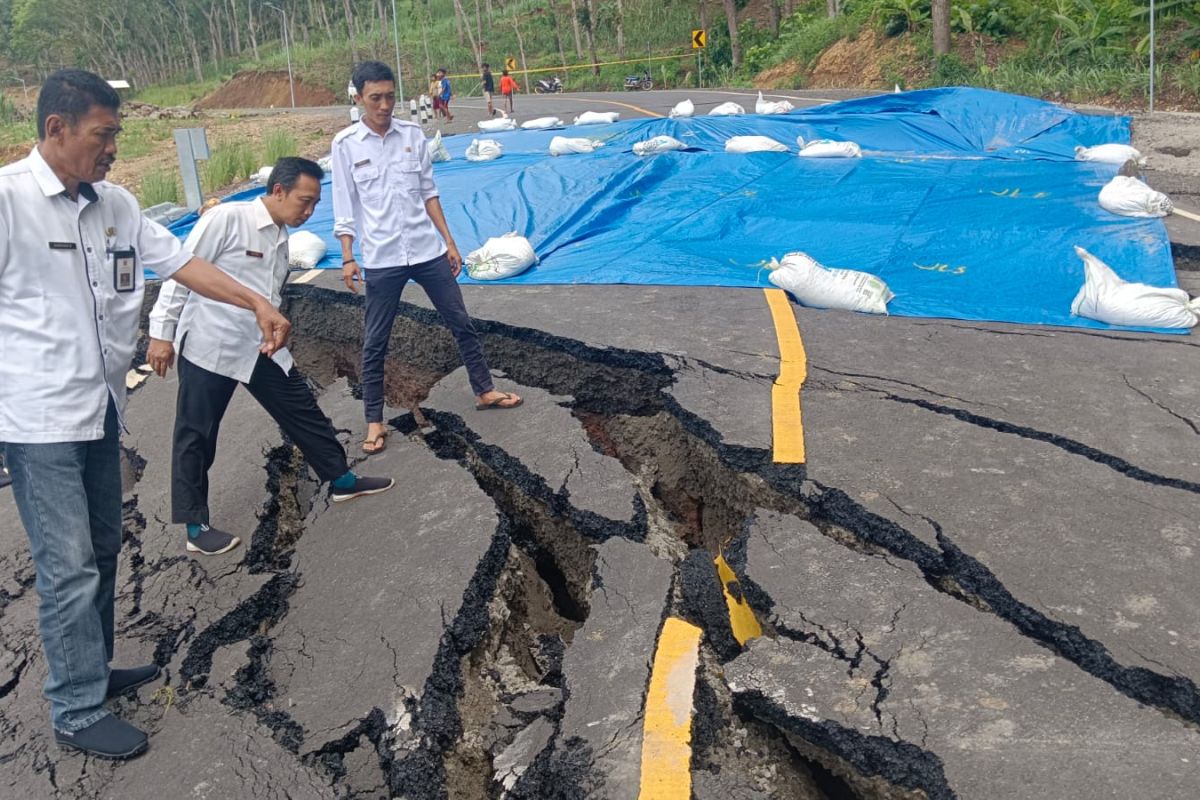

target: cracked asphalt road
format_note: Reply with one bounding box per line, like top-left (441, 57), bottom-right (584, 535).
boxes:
top-left (2, 89), bottom-right (1199, 799)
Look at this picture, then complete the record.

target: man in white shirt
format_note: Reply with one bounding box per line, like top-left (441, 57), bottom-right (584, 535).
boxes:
top-left (0, 69), bottom-right (290, 759)
top-left (333, 61), bottom-right (522, 455)
top-left (147, 158), bottom-right (394, 556)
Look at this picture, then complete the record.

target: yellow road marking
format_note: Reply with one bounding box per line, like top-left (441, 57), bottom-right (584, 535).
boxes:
top-left (1173, 207), bottom-right (1200, 223)
top-left (714, 554), bottom-right (763, 645)
top-left (549, 95), bottom-right (663, 118)
top-left (291, 269), bottom-right (323, 284)
top-left (763, 288), bottom-right (807, 463)
top-left (638, 617), bottom-right (703, 800)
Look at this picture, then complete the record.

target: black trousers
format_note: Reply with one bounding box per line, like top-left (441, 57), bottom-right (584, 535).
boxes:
top-left (171, 354), bottom-right (349, 525)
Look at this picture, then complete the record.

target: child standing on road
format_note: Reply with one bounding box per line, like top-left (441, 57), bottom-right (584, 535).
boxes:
top-left (438, 69), bottom-right (454, 121)
top-left (481, 63), bottom-right (496, 117)
top-left (499, 70), bottom-right (519, 114)
top-left (429, 72), bottom-right (445, 120)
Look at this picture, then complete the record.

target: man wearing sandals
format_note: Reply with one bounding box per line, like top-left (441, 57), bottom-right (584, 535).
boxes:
top-left (333, 61), bottom-right (522, 456)
top-left (147, 157), bottom-right (395, 556)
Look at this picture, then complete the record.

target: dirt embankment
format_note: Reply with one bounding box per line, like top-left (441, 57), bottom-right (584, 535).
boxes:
top-left (196, 70), bottom-right (338, 109)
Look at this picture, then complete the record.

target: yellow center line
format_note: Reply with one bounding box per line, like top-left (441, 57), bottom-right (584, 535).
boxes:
top-left (1173, 206), bottom-right (1200, 223)
top-left (638, 617), bottom-right (703, 800)
top-left (547, 95), bottom-right (664, 118)
top-left (714, 554), bottom-right (763, 645)
top-left (763, 288), bottom-right (807, 463)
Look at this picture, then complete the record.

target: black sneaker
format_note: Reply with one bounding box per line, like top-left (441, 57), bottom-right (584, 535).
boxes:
top-left (55, 714), bottom-right (148, 760)
top-left (186, 525), bottom-right (241, 555)
top-left (107, 664), bottom-right (161, 698)
top-left (331, 475), bottom-right (395, 503)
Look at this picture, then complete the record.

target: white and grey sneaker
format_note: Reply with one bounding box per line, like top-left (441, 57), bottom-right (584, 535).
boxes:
top-left (186, 525), bottom-right (241, 555)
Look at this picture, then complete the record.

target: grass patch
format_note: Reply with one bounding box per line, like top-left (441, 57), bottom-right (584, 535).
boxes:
top-left (201, 141), bottom-right (256, 193)
top-left (133, 78), bottom-right (225, 107)
top-left (262, 130), bottom-right (297, 165)
top-left (139, 169), bottom-right (180, 207)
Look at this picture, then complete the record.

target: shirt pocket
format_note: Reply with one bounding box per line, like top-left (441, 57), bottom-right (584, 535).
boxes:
top-left (351, 164), bottom-right (383, 202)
top-left (395, 158), bottom-right (423, 194)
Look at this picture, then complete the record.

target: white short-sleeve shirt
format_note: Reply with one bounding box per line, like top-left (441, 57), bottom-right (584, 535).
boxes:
top-left (0, 147), bottom-right (193, 443)
top-left (148, 198), bottom-right (292, 383)
top-left (331, 119), bottom-right (445, 269)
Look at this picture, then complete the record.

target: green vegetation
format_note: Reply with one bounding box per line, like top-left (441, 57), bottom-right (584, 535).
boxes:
top-left (262, 130), bottom-right (298, 165)
top-left (201, 142), bottom-right (256, 194)
top-left (139, 169), bottom-right (180, 207)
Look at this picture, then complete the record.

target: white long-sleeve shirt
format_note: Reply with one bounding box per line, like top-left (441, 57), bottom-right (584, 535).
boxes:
top-left (148, 198), bottom-right (292, 382)
top-left (331, 119), bottom-right (445, 269)
top-left (0, 147), bottom-right (192, 443)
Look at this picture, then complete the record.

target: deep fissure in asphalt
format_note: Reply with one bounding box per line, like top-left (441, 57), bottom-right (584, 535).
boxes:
top-left (68, 284), bottom-right (1196, 797)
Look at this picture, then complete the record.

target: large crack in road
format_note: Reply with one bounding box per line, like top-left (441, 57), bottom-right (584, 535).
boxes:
top-left (2, 283), bottom-right (1198, 799)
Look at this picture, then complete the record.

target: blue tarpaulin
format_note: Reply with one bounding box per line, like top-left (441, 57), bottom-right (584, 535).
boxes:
top-left (170, 87), bottom-right (1180, 333)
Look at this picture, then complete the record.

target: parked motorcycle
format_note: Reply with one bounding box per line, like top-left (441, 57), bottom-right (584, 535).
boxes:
top-left (533, 76), bottom-right (564, 94)
top-left (623, 71), bottom-right (653, 91)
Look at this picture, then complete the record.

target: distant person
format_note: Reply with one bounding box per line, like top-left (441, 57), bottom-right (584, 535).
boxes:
top-left (499, 69), bottom-right (519, 114)
top-left (348, 78), bottom-right (361, 123)
top-left (0, 68), bottom-right (290, 760)
top-left (438, 68), bottom-right (454, 121)
top-left (428, 72), bottom-right (445, 120)
top-left (147, 157), bottom-right (394, 557)
top-left (481, 62), bottom-right (496, 117)
top-left (333, 61), bottom-right (522, 455)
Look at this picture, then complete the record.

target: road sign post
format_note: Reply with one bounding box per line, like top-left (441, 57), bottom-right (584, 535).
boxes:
top-left (692, 29), bottom-right (706, 89)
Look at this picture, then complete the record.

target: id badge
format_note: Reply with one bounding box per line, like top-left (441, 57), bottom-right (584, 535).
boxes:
top-left (111, 248), bottom-right (136, 293)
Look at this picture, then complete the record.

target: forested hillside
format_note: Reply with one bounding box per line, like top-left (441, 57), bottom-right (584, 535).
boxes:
top-left (0, 0), bottom-right (1195, 107)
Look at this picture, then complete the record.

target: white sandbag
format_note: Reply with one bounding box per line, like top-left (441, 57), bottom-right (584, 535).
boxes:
top-left (669, 99), bottom-right (695, 119)
top-left (287, 231), bottom-right (327, 269)
top-left (1070, 246), bottom-right (1198, 329)
top-left (317, 156), bottom-right (333, 173)
top-left (1098, 176), bottom-right (1172, 218)
top-left (573, 110), bottom-right (620, 125)
top-left (797, 137), bottom-right (862, 158)
top-left (430, 131), bottom-right (451, 162)
top-left (549, 136), bottom-right (605, 156)
top-left (1075, 143), bottom-right (1146, 167)
top-left (709, 101), bottom-right (745, 116)
top-left (521, 116), bottom-right (563, 130)
top-left (465, 139), bottom-right (503, 162)
top-left (632, 135), bottom-right (687, 156)
top-left (767, 251), bottom-right (893, 315)
top-left (465, 232), bottom-right (538, 281)
top-left (253, 165), bottom-right (273, 184)
top-left (755, 91), bottom-right (794, 114)
top-left (478, 116), bottom-right (518, 132)
top-left (725, 135), bottom-right (789, 154)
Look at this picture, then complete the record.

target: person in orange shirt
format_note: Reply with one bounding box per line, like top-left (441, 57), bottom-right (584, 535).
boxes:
top-left (499, 70), bottom-right (519, 114)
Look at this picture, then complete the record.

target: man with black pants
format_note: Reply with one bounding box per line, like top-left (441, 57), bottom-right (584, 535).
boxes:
top-left (333, 61), bottom-right (522, 456)
top-left (481, 62), bottom-right (496, 117)
top-left (147, 158), bottom-right (394, 555)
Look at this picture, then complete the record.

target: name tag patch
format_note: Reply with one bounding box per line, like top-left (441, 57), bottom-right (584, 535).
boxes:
top-left (353, 158), bottom-right (371, 167)
top-left (245, 250), bottom-right (264, 258)
top-left (49, 241), bottom-right (77, 250)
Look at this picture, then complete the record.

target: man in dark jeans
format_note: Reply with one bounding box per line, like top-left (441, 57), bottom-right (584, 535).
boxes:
top-left (332, 61), bottom-right (522, 456)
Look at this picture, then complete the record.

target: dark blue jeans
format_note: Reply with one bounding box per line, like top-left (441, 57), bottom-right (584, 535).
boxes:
top-left (362, 254), bottom-right (494, 423)
top-left (4, 400), bottom-right (121, 731)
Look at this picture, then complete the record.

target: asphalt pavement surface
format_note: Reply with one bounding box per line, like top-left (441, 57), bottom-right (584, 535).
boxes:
top-left (1, 88), bottom-right (1199, 799)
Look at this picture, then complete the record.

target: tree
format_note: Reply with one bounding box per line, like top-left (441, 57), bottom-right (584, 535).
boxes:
top-left (932, 0), bottom-right (951, 55)
top-left (721, 0), bottom-right (740, 68)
